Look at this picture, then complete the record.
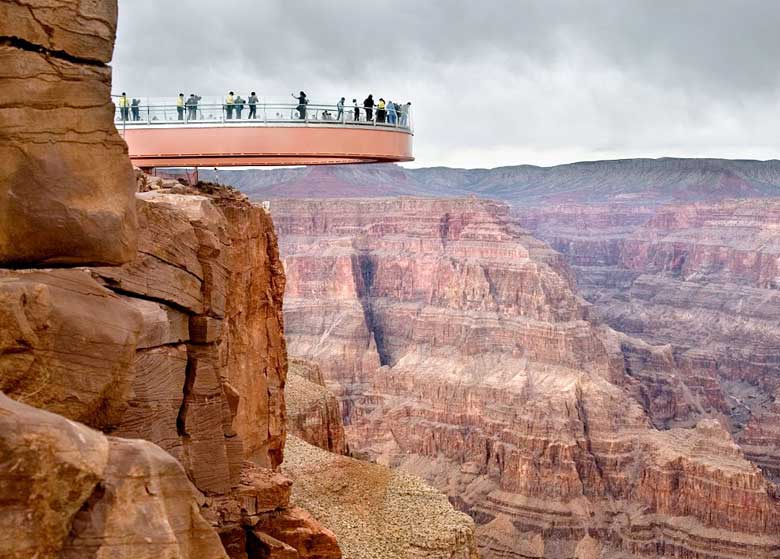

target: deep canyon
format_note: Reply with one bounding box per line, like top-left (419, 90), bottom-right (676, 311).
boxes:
top-left (0, 2), bottom-right (475, 559)
top-left (227, 162), bottom-right (780, 559)
top-left (3, 3), bottom-right (780, 558)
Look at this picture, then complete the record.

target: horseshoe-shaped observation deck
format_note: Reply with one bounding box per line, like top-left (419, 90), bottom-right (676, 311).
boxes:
top-left (116, 100), bottom-right (414, 169)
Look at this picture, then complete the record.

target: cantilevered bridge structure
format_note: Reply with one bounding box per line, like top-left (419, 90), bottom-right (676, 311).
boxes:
top-left (116, 100), bottom-right (414, 170)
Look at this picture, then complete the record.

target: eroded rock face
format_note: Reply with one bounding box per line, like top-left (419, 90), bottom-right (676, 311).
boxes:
top-left (286, 358), bottom-right (347, 454)
top-left (283, 435), bottom-right (477, 559)
top-left (517, 199), bottom-right (780, 480)
top-left (0, 392), bottom-right (227, 559)
top-left (0, 0), bottom-right (136, 266)
top-left (96, 187), bottom-right (288, 482)
top-left (276, 197), bottom-right (780, 559)
top-left (0, 173), bottom-right (333, 557)
top-left (0, 269), bottom-right (142, 429)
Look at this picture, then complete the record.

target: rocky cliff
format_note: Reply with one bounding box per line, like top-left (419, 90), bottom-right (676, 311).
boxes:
top-left (0, 172), bottom-right (343, 558)
top-left (275, 197), bottom-right (780, 559)
top-left (287, 358), bottom-right (348, 455)
top-left (0, 0), bottom-right (136, 265)
top-left (517, 198), bottom-right (780, 480)
top-left (0, 2), bottom-right (342, 557)
top-left (284, 357), bottom-right (479, 558)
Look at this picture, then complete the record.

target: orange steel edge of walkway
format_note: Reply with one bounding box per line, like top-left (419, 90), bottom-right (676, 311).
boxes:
top-left (122, 124), bottom-right (414, 169)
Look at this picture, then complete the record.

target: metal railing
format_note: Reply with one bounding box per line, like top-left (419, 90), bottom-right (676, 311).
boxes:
top-left (114, 98), bottom-right (413, 131)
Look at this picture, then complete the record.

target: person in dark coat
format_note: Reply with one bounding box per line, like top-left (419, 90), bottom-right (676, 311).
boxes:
top-left (131, 98), bottom-right (141, 121)
top-left (248, 91), bottom-right (259, 119)
top-left (363, 94), bottom-right (374, 122)
top-left (292, 91), bottom-right (308, 119)
top-left (234, 95), bottom-right (245, 119)
top-left (186, 94), bottom-right (201, 120)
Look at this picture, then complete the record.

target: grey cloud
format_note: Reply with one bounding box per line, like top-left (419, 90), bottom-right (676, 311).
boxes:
top-left (113, 0), bottom-right (780, 167)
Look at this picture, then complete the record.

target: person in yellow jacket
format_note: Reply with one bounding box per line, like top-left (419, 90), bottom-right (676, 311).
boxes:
top-left (118, 92), bottom-right (129, 121)
top-left (176, 93), bottom-right (185, 120)
top-left (377, 98), bottom-right (386, 123)
top-left (225, 91), bottom-right (235, 119)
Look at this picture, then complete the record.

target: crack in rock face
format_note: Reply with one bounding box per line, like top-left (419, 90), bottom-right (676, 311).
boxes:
top-left (0, 0), bottom-right (136, 267)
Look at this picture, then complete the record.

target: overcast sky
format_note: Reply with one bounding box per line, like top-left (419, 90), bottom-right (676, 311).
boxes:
top-left (113, 1), bottom-right (780, 168)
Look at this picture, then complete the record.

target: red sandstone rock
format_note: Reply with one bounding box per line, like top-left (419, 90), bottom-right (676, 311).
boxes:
top-left (0, 392), bottom-right (227, 559)
top-left (0, 0), bottom-right (118, 62)
top-left (253, 506), bottom-right (341, 559)
top-left (0, 269), bottom-right (142, 429)
top-left (517, 199), bottom-right (780, 481)
top-left (0, 0), bottom-right (136, 266)
top-left (286, 358), bottom-right (348, 454)
top-left (276, 197), bottom-right (780, 559)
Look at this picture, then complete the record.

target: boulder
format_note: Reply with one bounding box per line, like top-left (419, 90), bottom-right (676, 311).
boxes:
top-left (0, 392), bottom-right (227, 559)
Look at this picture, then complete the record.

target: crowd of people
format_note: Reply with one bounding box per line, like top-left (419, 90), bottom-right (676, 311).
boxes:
top-left (117, 91), bottom-right (411, 126)
top-left (292, 91), bottom-right (411, 126)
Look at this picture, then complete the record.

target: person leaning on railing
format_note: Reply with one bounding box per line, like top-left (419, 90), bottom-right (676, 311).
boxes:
top-left (387, 99), bottom-right (396, 124)
top-left (363, 94), bottom-right (374, 121)
top-left (235, 95), bottom-right (245, 119)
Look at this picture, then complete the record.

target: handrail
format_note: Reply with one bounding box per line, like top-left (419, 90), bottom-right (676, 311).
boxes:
top-left (114, 101), bottom-right (413, 132)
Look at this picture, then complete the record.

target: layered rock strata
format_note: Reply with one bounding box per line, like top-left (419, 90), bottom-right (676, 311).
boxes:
top-left (0, 176), bottom-right (343, 558)
top-left (276, 197), bottom-right (780, 559)
top-left (0, 0), bottom-right (136, 265)
top-left (92, 181), bottom-right (340, 557)
top-left (517, 199), bottom-right (780, 478)
top-left (287, 358), bottom-right (348, 454)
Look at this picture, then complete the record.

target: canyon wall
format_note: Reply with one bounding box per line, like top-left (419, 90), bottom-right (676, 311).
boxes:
top-left (0, 172), bottom-right (342, 558)
top-left (207, 158), bottom-right (780, 204)
top-left (284, 357), bottom-right (479, 558)
top-left (517, 199), bottom-right (780, 480)
top-left (287, 358), bottom-right (348, 455)
top-left (275, 197), bottom-right (780, 559)
top-left (0, 2), bottom-right (339, 557)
